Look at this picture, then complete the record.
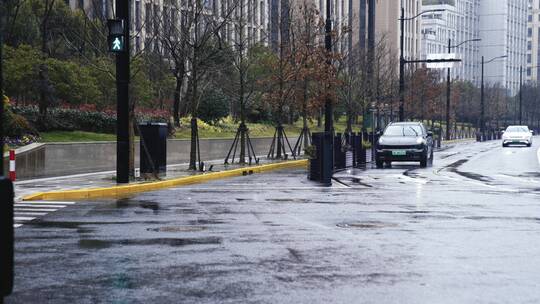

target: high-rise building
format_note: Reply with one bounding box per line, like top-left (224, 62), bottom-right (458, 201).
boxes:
top-left (421, 0), bottom-right (481, 84)
top-left (479, 0), bottom-right (528, 95)
top-left (375, 0), bottom-right (423, 61)
top-left (274, 0), bottom-right (355, 55)
top-left (526, 0), bottom-right (540, 82)
top-left (67, 0), bottom-right (269, 53)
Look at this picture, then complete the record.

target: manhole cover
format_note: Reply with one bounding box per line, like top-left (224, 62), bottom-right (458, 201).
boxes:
top-left (147, 226), bottom-right (207, 232)
top-left (336, 222), bottom-right (397, 229)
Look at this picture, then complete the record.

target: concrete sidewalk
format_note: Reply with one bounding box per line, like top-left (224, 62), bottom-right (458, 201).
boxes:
top-left (13, 138), bottom-right (477, 201)
top-left (13, 157), bottom-right (303, 201)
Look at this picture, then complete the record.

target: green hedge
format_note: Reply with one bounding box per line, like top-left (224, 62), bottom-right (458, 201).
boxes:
top-left (12, 105), bottom-right (167, 134)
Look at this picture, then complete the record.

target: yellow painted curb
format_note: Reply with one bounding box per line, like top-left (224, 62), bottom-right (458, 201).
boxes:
top-left (22, 159), bottom-right (308, 201)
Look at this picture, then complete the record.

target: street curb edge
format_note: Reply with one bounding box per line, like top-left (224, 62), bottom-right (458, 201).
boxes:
top-left (22, 159), bottom-right (308, 201)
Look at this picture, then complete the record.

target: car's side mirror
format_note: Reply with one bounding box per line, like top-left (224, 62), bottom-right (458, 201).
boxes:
top-left (376, 130), bottom-right (383, 136)
top-left (531, 130), bottom-right (535, 135)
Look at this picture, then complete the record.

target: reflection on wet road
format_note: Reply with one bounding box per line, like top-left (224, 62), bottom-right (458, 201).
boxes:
top-left (7, 139), bottom-right (540, 304)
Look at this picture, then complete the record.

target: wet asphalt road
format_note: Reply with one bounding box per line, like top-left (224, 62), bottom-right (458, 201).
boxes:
top-left (6, 139), bottom-right (540, 304)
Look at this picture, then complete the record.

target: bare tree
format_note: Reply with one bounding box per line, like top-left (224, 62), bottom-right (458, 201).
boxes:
top-left (223, 0), bottom-right (263, 165)
top-left (180, 0), bottom-right (237, 170)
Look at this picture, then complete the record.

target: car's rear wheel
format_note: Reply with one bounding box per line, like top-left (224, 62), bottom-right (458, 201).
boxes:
top-left (502, 143), bottom-right (507, 147)
top-left (527, 143), bottom-right (532, 147)
top-left (376, 159), bottom-right (384, 169)
top-left (385, 161), bottom-right (392, 168)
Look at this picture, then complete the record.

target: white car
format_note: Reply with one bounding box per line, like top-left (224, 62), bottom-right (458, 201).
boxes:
top-left (502, 125), bottom-right (533, 147)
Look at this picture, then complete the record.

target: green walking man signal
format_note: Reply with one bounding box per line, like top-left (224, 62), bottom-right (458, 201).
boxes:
top-left (107, 19), bottom-right (125, 53)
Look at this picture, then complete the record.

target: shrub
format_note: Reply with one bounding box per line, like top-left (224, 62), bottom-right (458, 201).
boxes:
top-left (11, 103), bottom-right (168, 133)
top-left (2, 95), bottom-right (38, 137)
top-left (198, 89), bottom-right (230, 124)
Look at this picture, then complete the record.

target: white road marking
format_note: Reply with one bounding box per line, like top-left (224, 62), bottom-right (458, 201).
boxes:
top-left (15, 212), bottom-right (48, 216)
top-left (14, 216), bottom-right (36, 221)
top-left (14, 208), bottom-right (57, 212)
top-left (15, 204), bottom-right (66, 208)
top-left (19, 201), bottom-right (75, 205)
top-left (537, 147), bottom-right (540, 165)
top-left (12, 201), bottom-right (76, 229)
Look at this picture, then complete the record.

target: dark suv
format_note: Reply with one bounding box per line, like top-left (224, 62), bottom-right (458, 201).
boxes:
top-left (375, 122), bottom-right (434, 168)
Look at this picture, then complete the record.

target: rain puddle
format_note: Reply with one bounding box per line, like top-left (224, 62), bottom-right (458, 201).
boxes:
top-left (147, 226), bottom-right (207, 232)
top-left (78, 237), bottom-right (222, 249)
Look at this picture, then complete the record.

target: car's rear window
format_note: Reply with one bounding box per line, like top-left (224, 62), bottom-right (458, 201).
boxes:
top-left (384, 125), bottom-right (423, 136)
top-left (506, 126), bottom-right (529, 132)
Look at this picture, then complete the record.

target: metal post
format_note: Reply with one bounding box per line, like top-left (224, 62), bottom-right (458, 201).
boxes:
top-left (116, 0), bottom-right (130, 183)
top-left (446, 38), bottom-right (451, 140)
top-left (480, 56), bottom-right (485, 133)
top-left (324, 0), bottom-right (333, 133)
top-left (519, 65), bottom-right (523, 125)
top-left (399, 7), bottom-right (405, 122)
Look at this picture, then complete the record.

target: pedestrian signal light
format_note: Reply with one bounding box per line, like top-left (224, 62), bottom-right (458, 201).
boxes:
top-left (107, 19), bottom-right (125, 53)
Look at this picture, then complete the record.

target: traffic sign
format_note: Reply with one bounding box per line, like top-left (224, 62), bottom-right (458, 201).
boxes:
top-left (426, 53), bottom-right (460, 69)
top-left (107, 19), bottom-right (125, 53)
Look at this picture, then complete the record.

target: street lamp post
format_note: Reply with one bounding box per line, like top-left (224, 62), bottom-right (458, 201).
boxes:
top-left (399, 8), bottom-right (445, 122)
top-left (445, 38), bottom-right (481, 140)
top-left (324, 0), bottom-right (333, 133)
top-left (480, 55), bottom-right (507, 133)
top-left (399, 7), bottom-right (405, 122)
top-left (520, 65), bottom-right (523, 125)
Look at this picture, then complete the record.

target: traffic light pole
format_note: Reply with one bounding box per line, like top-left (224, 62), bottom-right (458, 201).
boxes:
top-left (116, 0), bottom-right (130, 183)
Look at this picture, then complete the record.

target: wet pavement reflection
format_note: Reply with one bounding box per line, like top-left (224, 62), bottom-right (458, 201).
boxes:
top-left (7, 140), bottom-right (540, 303)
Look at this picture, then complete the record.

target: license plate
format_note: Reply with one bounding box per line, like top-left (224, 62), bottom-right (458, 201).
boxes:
top-left (392, 150), bottom-right (406, 156)
top-left (512, 140), bottom-right (521, 143)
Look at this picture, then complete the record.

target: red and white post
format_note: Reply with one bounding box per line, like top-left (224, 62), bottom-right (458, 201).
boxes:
top-left (9, 150), bottom-right (16, 181)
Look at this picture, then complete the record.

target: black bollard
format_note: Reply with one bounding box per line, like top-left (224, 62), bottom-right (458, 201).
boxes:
top-left (1, 177), bottom-right (14, 302)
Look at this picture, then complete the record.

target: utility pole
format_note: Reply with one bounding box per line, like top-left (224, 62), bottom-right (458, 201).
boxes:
top-left (115, 0), bottom-right (130, 183)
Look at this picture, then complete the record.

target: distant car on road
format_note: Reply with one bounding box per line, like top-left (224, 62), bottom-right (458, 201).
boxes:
top-left (502, 125), bottom-right (533, 147)
top-left (375, 122), bottom-right (434, 168)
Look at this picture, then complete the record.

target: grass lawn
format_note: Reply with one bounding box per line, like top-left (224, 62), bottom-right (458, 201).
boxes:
top-left (40, 131), bottom-right (118, 142)
top-left (36, 117), bottom-right (477, 144)
top-left (38, 118), bottom-right (364, 143)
